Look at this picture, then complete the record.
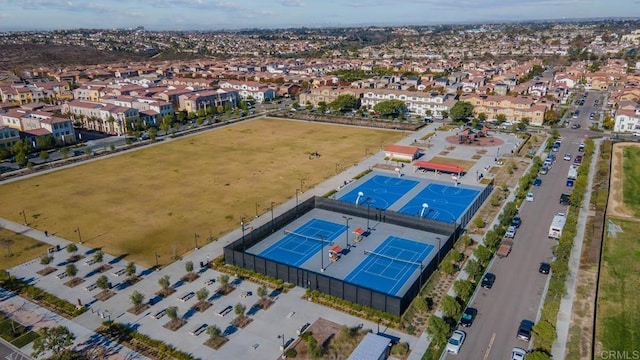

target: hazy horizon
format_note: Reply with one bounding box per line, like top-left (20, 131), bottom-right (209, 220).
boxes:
top-left (0, 0), bottom-right (637, 32)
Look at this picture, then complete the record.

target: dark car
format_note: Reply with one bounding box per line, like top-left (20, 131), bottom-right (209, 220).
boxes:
top-left (511, 216), bottom-right (522, 228)
top-left (560, 193), bottom-right (572, 206)
top-left (481, 273), bottom-right (496, 289)
top-left (517, 320), bottom-right (535, 341)
top-left (459, 307), bottom-right (477, 327)
top-left (533, 178), bottom-right (542, 186)
top-left (571, 123), bottom-right (581, 129)
top-left (539, 262), bottom-right (551, 274)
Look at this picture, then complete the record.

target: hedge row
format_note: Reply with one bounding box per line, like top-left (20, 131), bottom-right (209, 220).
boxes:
top-left (0, 271), bottom-right (85, 318)
top-left (98, 322), bottom-right (193, 360)
top-left (212, 256), bottom-right (294, 292)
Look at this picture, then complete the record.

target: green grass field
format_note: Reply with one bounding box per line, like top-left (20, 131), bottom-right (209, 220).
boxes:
top-left (0, 118), bottom-right (404, 267)
top-left (596, 218), bottom-right (640, 357)
top-left (0, 229), bottom-right (48, 270)
top-left (622, 147), bottom-right (640, 217)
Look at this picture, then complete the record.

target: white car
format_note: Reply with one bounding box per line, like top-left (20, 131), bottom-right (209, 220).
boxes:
top-left (446, 330), bottom-right (466, 354)
top-left (526, 192), bottom-right (535, 202)
top-left (511, 347), bottom-right (527, 360)
top-left (563, 153), bottom-right (571, 161)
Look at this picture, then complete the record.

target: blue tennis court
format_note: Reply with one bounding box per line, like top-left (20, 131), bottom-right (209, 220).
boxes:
top-left (344, 236), bottom-right (433, 296)
top-left (259, 219), bottom-right (347, 267)
top-left (398, 183), bottom-right (479, 223)
top-left (338, 175), bottom-right (419, 210)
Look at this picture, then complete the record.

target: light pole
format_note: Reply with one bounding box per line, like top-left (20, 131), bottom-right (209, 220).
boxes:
top-left (74, 227), bottom-right (83, 244)
top-left (241, 217), bottom-right (247, 251)
top-left (300, 178), bottom-right (305, 193)
top-left (19, 210), bottom-right (27, 226)
top-left (320, 235), bottom-right (326, 272)
top-left (435, 237), bottom-right (442, 269)
top-left (155, 251), bottom-right (160, 268)
top-left (365, 198), bottom-right (372, 230)
top-left (255, 202), bottom-right (260, 218)
top-left (270, 202), bottom-right (276, 232)
top-left (194, 232), bottom-right (199, 250)
top-left (365, 146), bottom-right (369, 157)
top-left (420, 202), bottom-right (429, 218)
top-left (277, 334), bottom-right (286, 359)
top-left (342, 216), bottom-right (352, 249)
top-left (295, 189), bottom-right (300, 215)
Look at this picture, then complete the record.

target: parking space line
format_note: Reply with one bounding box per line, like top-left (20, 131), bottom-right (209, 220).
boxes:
top-left (483, 333), bottom-right (496, 360)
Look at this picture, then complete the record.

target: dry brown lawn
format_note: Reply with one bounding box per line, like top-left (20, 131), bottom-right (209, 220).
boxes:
top-left (0, 118), bottom-right (403, 267)
top-left (0, 228), bottom-right (49, 270)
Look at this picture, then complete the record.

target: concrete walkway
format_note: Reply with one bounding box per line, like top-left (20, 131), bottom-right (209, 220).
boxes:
top-left (551, 139), bottom-right (601, 359)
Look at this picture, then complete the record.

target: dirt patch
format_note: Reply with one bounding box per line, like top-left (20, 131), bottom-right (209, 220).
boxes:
top-left (444, 134), bottom-right (505, 147)
top-left (216, 284), bottom-right (235, 295)
top-left (428, 156), bottom-right (476, 172)
top-left (255, 297), bottom-right (275, 310)
top-left (192, 301), bottom-right (212, 313)
top-left (64, 277), bottom-right (85, 288)
top-left (288, 318), bottom-right (368, 360)
top-left (155, 288), bottom-right (176, 298)
top-left (205, 336), bottom-right (228, 350)
top-left (181, 272), bottom-right (200, 283)
top-left (95, 290), bottom-right (116, 301)
top-left (607, 143), bottom-right (638, 218)
top-left (163, 319), bottom-right (187, 331)
top-left (127, 304), bottom-right (150, 316)
top-left (230, 316), bottom-right (253, 328)
top-left (66, 254), bottom-right (84, 263)
top-left (94, 264), bottom-right (113, 273)
top-left (37, 267), bottom-right (57, 276)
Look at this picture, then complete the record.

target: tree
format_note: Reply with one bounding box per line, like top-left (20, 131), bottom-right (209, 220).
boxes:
top-left (66, 243), bottom-right (77, 254)
top-left (207, 325), bottom-right (222, 338)
top-left (234, 303), bottom-right (246, 318)
top-left (473, 245), bottom-right (493, 265)
top-left (453, 280), bottom-right (474, 301)
top-left (328, 94), bottom-right (359, 112)
top-left (440, 260), bottom-right (455, 275)
top-left (130, 290), bottom-right (145, 307)
top-left (478, 112), bottom-right (487, 122)
top-left (125, 261), bottom-right (136, 278)
top-left (196, 287), bottom-right (209, 302)
top-left (31, 326), bottom-right (76, 359)
top-left (533, 320), bottom-right (557, 352)
top-left (148, 127), bottom-right (157, 141)
top-left (257, 285), bottom-right (268, 298)
top-left (317, 101), bottom-right (328, 114)
top-left (39, 150), bottom-right (49, 161)
top-left (465, 259), bottom-right (484, 279)
top-left (158, 275), bottom-right (171, 291)
top-left (496, 114), bottom-right (507, 125)
top-left (65, 264), bottom-right (77, 279)
top-left (166, 306), bottom-right (178, 321)
top-left (40, 254), bottom-right (53, 265)
top-left (373, 100), bottom-right (407, 118)
top-left (185, 261), bottom-right (194, 273)
top-left (218, 274), bottom-right (229, 287)
top-left (440, 295), bottom-right (461, 318)
top-left (93, 250), bottom-right (104, 263)
top-left (450, 101), bottom-right (474, 122)
top-left (426, 316), bottom-right (450, 346)
top-left (96, 275), bottom-right (109, 291)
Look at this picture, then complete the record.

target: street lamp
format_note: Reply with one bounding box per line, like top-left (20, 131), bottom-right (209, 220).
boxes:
top-left (277, 334), bottom-right (286, 359)
top-left (19, 210), bottom-right (27, 226)
top-left (365, 198), bottom-right (372, 230)
top-left (300, 178), bottom-right (305, 193)
top-left (320, 235), bottom-right (326, 272)
top-left (240, 217), bottom-right (247, 251)
top-left (155, 251), bottom-right (160, 268)
top-left (74, 227), bottom-right (83, 244)
top-left (255, 202), bottom-right (260, 218)
top-left (295, 189), bottom-right (300, 216)
top-left (194, 232), bottom-right (200, 250)
top-left (342, 216), bottom-right (352, 249)
top-left (435, 237), bottom-right (442, 269)
top-left (270, 202), bottom-right (276, 232)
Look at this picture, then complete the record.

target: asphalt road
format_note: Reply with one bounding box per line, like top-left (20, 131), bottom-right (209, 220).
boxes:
top-left (445, 92), bottom-right (600, 359)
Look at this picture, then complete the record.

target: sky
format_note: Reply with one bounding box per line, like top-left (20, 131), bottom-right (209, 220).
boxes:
top-left (0, 0), bottom-right (637, 31)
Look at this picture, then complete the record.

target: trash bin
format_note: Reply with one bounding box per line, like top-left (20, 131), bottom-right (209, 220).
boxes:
top-left (199, 261), bottom-right (204, 268)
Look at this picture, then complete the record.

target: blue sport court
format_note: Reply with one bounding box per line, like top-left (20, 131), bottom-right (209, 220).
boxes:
top-left (344, 236), bottom-right (434, 296)
top-left (259, 219), bottom-right (347, 267)
top-left (398, 183), bottom-right (479, 223)
top-left (338, 175), bottom-right (419, 210)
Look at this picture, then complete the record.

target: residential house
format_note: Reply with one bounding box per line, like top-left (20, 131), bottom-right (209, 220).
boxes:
top-left (614, 106), bottom-right (640, 132)
top-left (218, 80), bottom-right (275, 103)
top-left (0, 125), bottom-right (20, 150)
top-left (178, 89), bottom-right (239, 114)
top-left (460, 93), bottom-right (549, 126)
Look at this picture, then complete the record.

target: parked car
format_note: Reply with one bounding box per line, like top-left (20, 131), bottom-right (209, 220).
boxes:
top-left (481, 273), bottom-right (496, 289)
top-left (511, 347), bottom-right (527, 360)
top-left (526, 192), bottom-right (535, 202)
top-left (505, 226), bottom-right (517, 238)
top-left (446, 330), bottom-right (466, 354)
top-left (517, 320), bottom-right (535, 341)
top-left (539, 262), bottom-right (551, 274)
top-left (511, 216), bottom-right (522, 228)
top-left (571, 123), bottom-right (581, 129)
top-left (560, 193), bottom-right (572, 206)
top-left (539, 166), bottom-right (549, 175)
top-left (563, 153), bottom-right (571, 161)
top-left (459, 308), bottom-right (477, 327)
top-left (533, 178), bottom-right (542, 186)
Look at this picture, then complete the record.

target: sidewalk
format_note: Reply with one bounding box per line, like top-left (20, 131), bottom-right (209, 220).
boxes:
top-left (551, 139), bottom-right (601, 359)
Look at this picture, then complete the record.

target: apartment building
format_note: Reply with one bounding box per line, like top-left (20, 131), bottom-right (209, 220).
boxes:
top-left (177, 89), bottom-right (239, 114)
top-left (0, 126), bottom-right (20, 150)
top-left (61, 100), bottom-right (139, 135)
top-left (614, 106), bottom-right (640, 132)
top-left (0, 108), bottom-right (76, 144)
top-left (218, 80), bottom-right (275, 103)
top-left (361, 89), bottom-right (455, 117)
top-left (460, 93), bottom-right (549, 126)
top-left (298, 87), bottom-right (363, 107)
